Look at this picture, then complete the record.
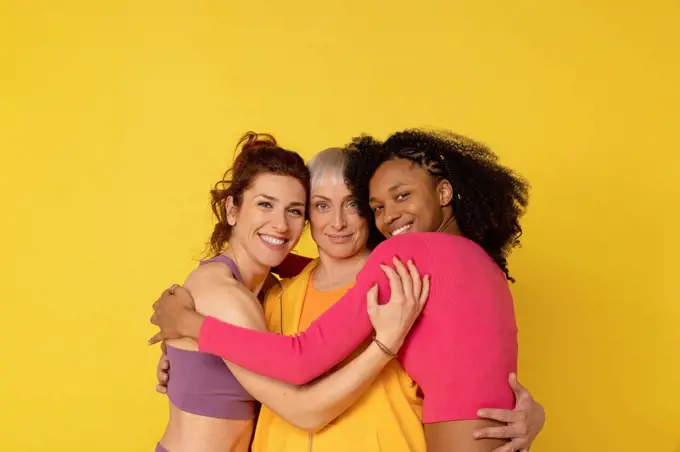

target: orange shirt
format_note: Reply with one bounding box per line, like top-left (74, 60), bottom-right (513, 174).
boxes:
top-left (253, 260), bottom-right (425, 452)
top-left (298, 279), bottom-right (351, 330)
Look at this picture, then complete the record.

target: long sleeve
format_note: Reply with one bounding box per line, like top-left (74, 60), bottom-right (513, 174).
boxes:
top-left (198, 233), bottom-right (435, 385)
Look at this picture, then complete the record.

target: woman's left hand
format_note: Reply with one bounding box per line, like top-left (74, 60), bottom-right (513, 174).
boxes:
top-left (473, 373), bottom-right (545, 452)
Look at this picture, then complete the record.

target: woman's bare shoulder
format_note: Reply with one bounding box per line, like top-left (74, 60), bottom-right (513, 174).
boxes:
top-left (183, 261), bottom-right (235, 291)
top-left (185, 262), bottom-right (267, 330)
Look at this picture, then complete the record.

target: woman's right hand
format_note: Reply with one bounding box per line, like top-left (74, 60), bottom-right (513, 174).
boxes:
top-left (367, 257), bottom-right (430, 355)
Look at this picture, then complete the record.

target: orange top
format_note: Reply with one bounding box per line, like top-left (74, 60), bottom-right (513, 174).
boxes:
top-left (298, 279), bottom-right (351, 330)
top-left (252, 260), bottom-right (425, 452)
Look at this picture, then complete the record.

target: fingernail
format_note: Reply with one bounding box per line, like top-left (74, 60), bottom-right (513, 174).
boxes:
top-left (407, 259), bottom-right (413, 266)
top-left (473, 432), bottom-right (481, 439)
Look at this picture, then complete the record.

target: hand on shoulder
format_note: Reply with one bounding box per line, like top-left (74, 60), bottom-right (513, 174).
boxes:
top-left (185, 262), bottom-right (267, 330)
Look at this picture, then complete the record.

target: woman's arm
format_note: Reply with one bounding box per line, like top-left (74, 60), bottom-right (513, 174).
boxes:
top-left (474, 374), bottom-right (546, 452)
top-left (192, 234), bottom-right (435, 384)
top-left (425, 421), bottom-right (507, 452)
top-left (186, 265), bottom-right (422, 431)
top-left (150, 235), bottom-right (434, 383)
top-left (149, 234), bottom-right (433, 384)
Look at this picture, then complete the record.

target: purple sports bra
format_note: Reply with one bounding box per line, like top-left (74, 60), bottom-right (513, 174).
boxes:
top-left (165, 255), bottom-right (257, 419)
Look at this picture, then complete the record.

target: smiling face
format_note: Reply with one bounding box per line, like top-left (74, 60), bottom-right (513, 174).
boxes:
top-left (309, 173), bottom-right (369, 260)
top-left (227, 173), bottom-right (307, 268)
top-left (368, 158), bottom-right (454, 238)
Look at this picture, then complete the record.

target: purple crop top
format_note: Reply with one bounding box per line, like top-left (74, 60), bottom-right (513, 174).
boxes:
top-left (165, 255), bottom-right (257, 420)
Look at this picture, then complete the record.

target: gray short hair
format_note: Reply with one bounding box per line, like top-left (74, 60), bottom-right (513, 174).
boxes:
top-left (307, 147), bottom-right (348, 189)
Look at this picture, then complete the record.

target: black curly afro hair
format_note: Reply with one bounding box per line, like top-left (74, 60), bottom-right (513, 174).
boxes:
top-left (344, 129), bottom-right (529, 282)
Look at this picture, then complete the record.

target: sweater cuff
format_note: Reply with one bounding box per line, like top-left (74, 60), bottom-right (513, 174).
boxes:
top-left (197, 315), bottom-right (222, 354)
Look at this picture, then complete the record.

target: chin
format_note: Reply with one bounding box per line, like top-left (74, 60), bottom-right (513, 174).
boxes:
top-left (262, 253), bottom-right (289, 268)
top-left (253, 248), bottom-right (290, 268)
top-left (326, 247), bottom-right (359, 260)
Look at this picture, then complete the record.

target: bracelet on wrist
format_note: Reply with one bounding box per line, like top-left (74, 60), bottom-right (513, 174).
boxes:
top-left (372, 335), bottom-right (398, 359)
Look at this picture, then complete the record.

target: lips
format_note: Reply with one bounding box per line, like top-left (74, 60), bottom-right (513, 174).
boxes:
top-left (327, 233), bottom-right (352, 239)
top-left (258, 234), bottom-right (288, 247)
top-left (390, 222), bottom-right (413, 237)
top-left (326, 233), bottom-right (353, 243)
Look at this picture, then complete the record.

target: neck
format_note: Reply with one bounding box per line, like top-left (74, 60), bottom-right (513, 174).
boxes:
top-left (314, 247), bottom-right (370, 291)
top-left (222, 243), bottom-right (269, 295)
top-left (437, 208), bottom-right (462, 236)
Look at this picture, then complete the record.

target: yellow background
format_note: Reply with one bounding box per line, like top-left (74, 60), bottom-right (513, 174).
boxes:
top-left (1, 1), bottom-right (678, 451)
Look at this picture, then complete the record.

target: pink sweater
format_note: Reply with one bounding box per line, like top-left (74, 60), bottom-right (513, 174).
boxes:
top-left (198, 232), bottom-right (518, 423)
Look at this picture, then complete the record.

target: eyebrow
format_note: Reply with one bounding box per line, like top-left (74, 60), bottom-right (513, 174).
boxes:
top-left (369, 183), bottom-right (405, 203)
top-left (256, 193), bottom-right (305, 207)
top-left (388, 183), bottom-right (406, 192)
top-left (311, 195), bottom-right (332, 201)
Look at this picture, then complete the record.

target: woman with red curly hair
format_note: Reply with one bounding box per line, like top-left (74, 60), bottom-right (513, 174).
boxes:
top-left (154, 133), bottom-right (427, 452)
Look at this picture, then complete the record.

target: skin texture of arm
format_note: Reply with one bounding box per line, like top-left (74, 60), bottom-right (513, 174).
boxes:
top-left (425, 421), bottom-right (507, 452)
top-left (185, 264), bottom-right (399, 431)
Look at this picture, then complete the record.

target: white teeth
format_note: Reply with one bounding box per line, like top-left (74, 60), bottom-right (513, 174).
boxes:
top-left (261, 235), bottom-right (285, 245)
top-left (391, 224), bottom-right (412, 236)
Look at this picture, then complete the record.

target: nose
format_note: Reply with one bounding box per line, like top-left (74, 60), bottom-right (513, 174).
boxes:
top-left (331, 208), bottom-right (347, 230)
top-left (271, 209), bottom-right (290, 234)
top-left (383, 203), bottom-right (401, 225)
